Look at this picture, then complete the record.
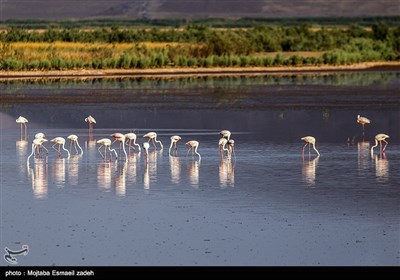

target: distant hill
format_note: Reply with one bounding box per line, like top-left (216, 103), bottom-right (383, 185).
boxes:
top-left (1, 0), bottom-right (399, 20)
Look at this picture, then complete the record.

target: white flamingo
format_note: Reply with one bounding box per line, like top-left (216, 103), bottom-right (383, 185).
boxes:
top-left (169, 135), bottom-right (182, 155)
top-left (96, 138), bottom-right (118, 161)
top-left (50, 137), bottom-right (70, 158)
top-left (125, 132), bottom-right (141, 153)
top-left (301, 136), bottom-right (320, 157)
top-left (143, 132), bottom-right (163, 150)
top-left (357, 114), bottom-right (371, 138)
top-left (218, 137), bottom-right (229, 158)
top-left (67, 134), bottom-right (83, 155)
top-left (219, 130), bottom-right (231, 140)
top-left (27, 138), bottom-right (48, 165)
top-left (370, 134), bottom-right (389, 154)
top-left (16, 116), bottom-right (28, 136)
top-left (186, 140), bottom-right (201, 161)
top-left (85, 115), bottom-right (96, 132)
top-left (111, 133), bottom-right (127, 160)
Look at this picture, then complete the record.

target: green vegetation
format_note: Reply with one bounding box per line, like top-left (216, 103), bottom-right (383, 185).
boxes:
top-left (0, 19), bottom-right (399, 71)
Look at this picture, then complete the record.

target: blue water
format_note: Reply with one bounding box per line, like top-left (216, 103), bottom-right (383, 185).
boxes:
top-left (1, 73), bottom-right (399, 265)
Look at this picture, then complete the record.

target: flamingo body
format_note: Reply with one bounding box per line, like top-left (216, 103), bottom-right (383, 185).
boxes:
top-left (169, 135), bottom-right (182, 155)
top-left (143, 132), bottom-right (163, 149)
top-left (371, 134), bottom-right (389, 154)
top-left (220, 130), bottom-right (231, 140)
top-left (186, 140), bottom-right (201, 161)
top-left (301, 136), bottom-right (320, 157)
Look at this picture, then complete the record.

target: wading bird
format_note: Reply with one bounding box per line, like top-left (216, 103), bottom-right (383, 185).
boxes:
top-left (357, 115), bottom-right (371, 137)
top-left (186, 140), bottom-right (201, 161)
top-left (125, 133), bottom-right (141, 153)
top-left (169, 135), bottom-right (182, 155)
top-left (227, 139), bottom-right (236, 160)
top-left (218, 137), bottom-right (229, 158)
top-left (219, 130), bottom-right (231, 140)
top-left (143, 132), bottom-right (163, 150)
top-left (34, 132), bottom-right (46, 156)
top-left (301, 136), bottom-right (320, 157)
top-left (96, 138), bottom-right (118, 161)
top-left (27, 138), bottom-right (48, 165)
top-left (85, 115), bottom-right (96, 132)
top-left (67, 134), bottom-right (83, 155)
top-left (111, 133), bottom-right (127, 160)
top-left (370, 134), bottom-right (389, 154)
top-left (16, 116), bottom-right (28, 136)
top-left (50, 137), bottom-right (70, 158)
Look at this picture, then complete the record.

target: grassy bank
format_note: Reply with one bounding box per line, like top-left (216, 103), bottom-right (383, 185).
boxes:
top-left (0, 23), bottom-right (399, 71)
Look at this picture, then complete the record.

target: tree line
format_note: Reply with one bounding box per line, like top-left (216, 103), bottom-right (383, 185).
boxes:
top-left (0, 23), bottom-right (399, 71)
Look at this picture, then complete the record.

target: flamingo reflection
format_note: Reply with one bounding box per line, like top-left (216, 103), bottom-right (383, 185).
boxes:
top-left (115, 161), bottom-right (128, 196)
top-left (374, 154), bottom-right (389, 183)
top-left (97, 162), bottom-right (114, 191)
top-left (169, 155), bottom-right (181, 184)
top-left (187, 160), bottom-right (200, 188)
top-left (302, 156), bottom-right (319, 186)
top-left (28, 161), bottom-right (48, 199)
top-left (219, 159), bottom-right (235, 188)
top-left (357, 141), bottom-right (370, 175)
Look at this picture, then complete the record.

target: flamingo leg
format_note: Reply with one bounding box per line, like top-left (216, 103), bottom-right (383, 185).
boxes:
top-left (152, 138), bottom-right (156, 149)
top-left (302, 143), bottom-right (308, 156)
top-left (382, 140), bottom-right (388, 152)
top-left (98, 145), bottom-right (105, 159)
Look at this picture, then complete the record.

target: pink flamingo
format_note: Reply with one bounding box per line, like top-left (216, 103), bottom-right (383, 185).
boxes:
top-left (96, 138), bottom-right (118, 161)
top-left (186, 140), bottom-right (201, 161)
top-left (50, 137), bottom-right (70, 158)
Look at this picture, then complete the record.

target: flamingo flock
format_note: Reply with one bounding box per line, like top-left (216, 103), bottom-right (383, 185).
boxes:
top-left (18, 113), bottom-right (391, 167)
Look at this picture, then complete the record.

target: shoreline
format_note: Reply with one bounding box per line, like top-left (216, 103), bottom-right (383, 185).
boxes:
top-left (0, 61), bottom-right (399, 81)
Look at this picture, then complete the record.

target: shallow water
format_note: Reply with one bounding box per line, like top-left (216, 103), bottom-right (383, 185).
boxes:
top-left (1, 72), bottom-right (399, 265)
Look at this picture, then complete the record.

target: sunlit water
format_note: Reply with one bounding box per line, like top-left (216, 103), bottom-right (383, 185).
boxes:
top-left (1, 72), bottom-right (399, 265)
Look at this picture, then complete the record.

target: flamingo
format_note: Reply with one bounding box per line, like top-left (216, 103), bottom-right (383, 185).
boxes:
top-left (142, 142), bottom-right (150, 160)
top-left (67, 134), bottom-right (83, 155)
top-left (125, 133), bottom-right (141, 153)
top-left (96, 138), bottom-right (118, 161)
top-left (370, 134), bottom-right (389, 154)
top-left (186, 140), bottom-right (201, 161)
top-left (111, 133), bottom-right (127, 160)
top-left (34, 132), bottom-right (46, 156)
top-left (50, 137), bottom-right (70, 158)
top-left (27, 138), bottom-right (48, 165)
top-left (301, 136), bottom-right (320, 157)
top-left (143, 132), bottom-right (163, 150)
top-left (218, 137), bottom-right (229, 158)
top-left (169, 135), bottom-right (181, 155)
top-left (85, 115), bottom-right (96, 132)
top-left (220, 130), bottom-right (231, 140)
top-left (357, 115), bottom-right (371, 137)
top-left (16, 116), bottom-right (28, 136)
top-left (227, 139), bottom-right (236, 160)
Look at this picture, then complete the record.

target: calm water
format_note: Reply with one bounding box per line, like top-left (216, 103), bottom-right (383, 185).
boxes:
top-left (1, 72), bottom-right (399, 265)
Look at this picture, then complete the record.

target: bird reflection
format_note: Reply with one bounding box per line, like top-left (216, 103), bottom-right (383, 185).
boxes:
top-left (169, 155), bottom-right (181, 184)
top-left (302, 156), bottom-right (319, 186)
top-left (16, 140), bottom-right (29, 176)
top-left (187, 160), bottom-right (200, 188)
top-left (52, 158), bottom-right (66, 187)
top-left (28, 161), bottom-right (48, 199)
top-left (127, 153), bottom-right (139, 184)
top-left (357, 141), bottom-right (370, 175)
top-left (67, 155), bottom-right (81, 186)
top-left (219, 159), bottom-right (235, 189)
top-left (142, 151), bottom-right (158, 191)
top-left (97, 162), bottom-right (115, 191)
top-left (374, 154), bottom-right (389, 183)
top-left (115, 161), bottom-right (128, 196)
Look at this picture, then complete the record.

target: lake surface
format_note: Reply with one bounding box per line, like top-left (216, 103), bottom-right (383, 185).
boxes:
top-left (1, 71), bottom-right (399, 265)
